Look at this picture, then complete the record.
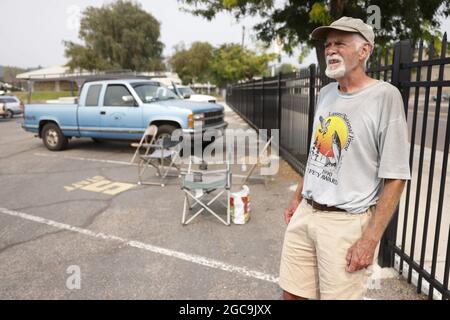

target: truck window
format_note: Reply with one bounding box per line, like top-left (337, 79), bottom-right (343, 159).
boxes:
top-left (104, 84), bottom-right (135, 106)
top-left (85, 84), bottom-right (102, 106)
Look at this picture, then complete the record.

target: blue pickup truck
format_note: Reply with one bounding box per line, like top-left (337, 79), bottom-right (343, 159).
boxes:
top-left (22, 79), bottom-right (227, 151)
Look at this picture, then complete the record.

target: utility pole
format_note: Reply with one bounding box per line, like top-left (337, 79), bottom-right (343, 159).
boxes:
top-left (241, 25), bottom-right (245, 49)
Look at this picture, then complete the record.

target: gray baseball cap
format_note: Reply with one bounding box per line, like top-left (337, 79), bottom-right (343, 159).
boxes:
top-left (311, 16), bottom-right (375, 46)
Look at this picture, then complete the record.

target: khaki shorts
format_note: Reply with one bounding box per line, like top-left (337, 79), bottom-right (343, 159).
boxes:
top-left (279, 200), bottom-right (379, 300)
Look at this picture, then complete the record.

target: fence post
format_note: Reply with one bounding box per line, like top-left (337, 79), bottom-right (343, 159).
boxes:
top-left (307, 64), bottom-right (316, 151)
top-left (27, 80), bottom-right (33, 104)
top-left (277, 72), bottom-right (282, 132)
top-left (378, 39), bottom-right (412, 268)
top-left (252, 79), bottom-right (255, 125)
top-left (261, 76), bottom-right (265, 129)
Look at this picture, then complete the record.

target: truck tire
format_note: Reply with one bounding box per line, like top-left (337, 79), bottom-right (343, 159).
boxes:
top-left (6, 110), bottom-right (13, 119)
top-left (42, 123), bottom-right (68, 151)
top-left (155, 124), bottom-right (178, 143)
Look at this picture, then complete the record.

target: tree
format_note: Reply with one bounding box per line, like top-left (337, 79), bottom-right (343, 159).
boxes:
top-left (169, 42), bottom-right (214, 84)
top-left (179, 0), bottom-right (450, 63)
top-left (278, 63), bottom-right (297, 74)
top-left (1, 66), bottom-right (26, 83)
top-left (65, 0), bottom-right (165, 72)
top-left (209, 44), bottom-right (276, 87)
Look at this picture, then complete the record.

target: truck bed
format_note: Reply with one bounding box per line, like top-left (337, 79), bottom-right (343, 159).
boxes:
top-left (23, 103), bottom-right (79, 135)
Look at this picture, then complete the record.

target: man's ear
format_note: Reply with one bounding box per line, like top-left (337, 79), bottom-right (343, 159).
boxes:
top-left (360, 43), bottom-right (372, 62)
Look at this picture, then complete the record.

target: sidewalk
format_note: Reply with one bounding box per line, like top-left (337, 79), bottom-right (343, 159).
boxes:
top-left (221, 101), bottom-right (427, 300)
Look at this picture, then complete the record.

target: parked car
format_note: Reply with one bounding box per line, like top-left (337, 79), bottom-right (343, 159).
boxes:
top-left (0, 95), bottom-right (23, 118)
top-left (22, 79), bottom-right (227, 151)
top-left (170, 83), bottom-right (217, 103)
top-left (432, 93), bottom-right (450, 101)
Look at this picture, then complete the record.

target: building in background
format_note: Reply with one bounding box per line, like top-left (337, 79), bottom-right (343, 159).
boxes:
top-left (16, 65), bottom-right (182, 94)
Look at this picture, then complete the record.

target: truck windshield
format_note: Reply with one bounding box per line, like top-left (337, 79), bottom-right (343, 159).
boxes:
top-left (132, 83), bottom-right (180, 103)
top-left (178, 87), bottom-right (196, 95)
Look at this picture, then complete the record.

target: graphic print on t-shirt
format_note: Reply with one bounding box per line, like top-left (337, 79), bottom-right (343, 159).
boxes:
top-left (307, 111), bottom-right (354, 185)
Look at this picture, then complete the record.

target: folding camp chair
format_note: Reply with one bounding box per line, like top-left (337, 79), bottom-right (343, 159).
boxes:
top-left (137, 135), bottom-right (182, 187)
top-left (237, 135), bottom-right (275, 187)
top-left (130, 125), bottom-right (158, 164)
top-left (181, 157), bottom-right (232, 225)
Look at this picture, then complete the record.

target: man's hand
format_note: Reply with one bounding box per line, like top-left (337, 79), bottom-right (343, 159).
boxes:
top-left (346, 237), bottom-right (378, 272)
top-left (284, 198), bottom-right (301, 225)
top-left (346, 179), bottom-right (406, 273)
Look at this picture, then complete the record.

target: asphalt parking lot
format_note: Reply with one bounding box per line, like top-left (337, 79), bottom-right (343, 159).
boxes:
top-left (0, 105), bottom-right (295, 299)
top-left (0, 105), bottom-right (426, 300)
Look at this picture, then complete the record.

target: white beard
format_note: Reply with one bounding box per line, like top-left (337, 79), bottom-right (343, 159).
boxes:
top-left (325, 54), bottom-right (347, 79)
top-left (325, 63), bottom-right (346, 79)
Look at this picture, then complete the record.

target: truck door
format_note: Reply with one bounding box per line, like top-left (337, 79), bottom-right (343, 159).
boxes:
top-left (77, 83), bottom-right (103, 138)
top-left (101, 84), bottom-right (143, 140)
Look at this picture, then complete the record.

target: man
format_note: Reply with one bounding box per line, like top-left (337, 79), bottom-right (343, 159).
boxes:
top-left (278, 17), bottom-right (411, 300)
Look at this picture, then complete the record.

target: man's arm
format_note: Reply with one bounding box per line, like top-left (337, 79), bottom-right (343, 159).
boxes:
top-left (284, 176), bottom-right (304, 224)
top-left (346, 178), bottom-right (406, 272)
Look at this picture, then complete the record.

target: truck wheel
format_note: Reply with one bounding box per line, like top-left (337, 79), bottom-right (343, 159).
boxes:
top-left (155, 124), bottom-right (178, 143)
top-left (6, 110), bottom-right (13, 119)
top-left (42, 123), bottom-right (68, 151)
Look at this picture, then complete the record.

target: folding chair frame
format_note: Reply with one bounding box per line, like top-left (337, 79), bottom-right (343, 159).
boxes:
top-left (237, 135), bottom-right (274, 187)
top-left (181, 158), bottom-right (231, 226)
top-left (130, 125), bottom-right (158, 164)
top-left (137, 145), bottom-right (181, 187)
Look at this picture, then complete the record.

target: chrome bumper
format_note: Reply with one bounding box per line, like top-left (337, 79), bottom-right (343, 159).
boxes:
top-left (182, 121), bottom-right (228, 137)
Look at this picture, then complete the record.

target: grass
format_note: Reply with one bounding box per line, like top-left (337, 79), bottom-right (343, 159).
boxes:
top-left (12, 91), bottom-right (78, 104)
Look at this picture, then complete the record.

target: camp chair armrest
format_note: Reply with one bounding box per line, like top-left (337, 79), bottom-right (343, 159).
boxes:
top-left (140, 143), bottom-right (162, 148)
top-left (180, 169), bottom-right (229, 175)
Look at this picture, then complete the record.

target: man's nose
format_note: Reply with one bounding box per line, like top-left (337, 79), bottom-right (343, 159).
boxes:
top-left (325, 46), bottom-right (337, 56)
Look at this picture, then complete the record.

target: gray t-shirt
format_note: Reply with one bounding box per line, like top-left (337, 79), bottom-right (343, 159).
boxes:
top-left (301, 80), bottom-right (411, 213)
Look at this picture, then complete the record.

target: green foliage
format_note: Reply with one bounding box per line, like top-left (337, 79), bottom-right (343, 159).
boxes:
top-left (64, 0), bottom-right (164, 72)
top-left (265, 63), bottom-right (298, 76)
top-left (179, 0), bottom-right (450, 53)
top-left (1, 66), bottom-right (26, 82)
top-left (169, 42), bottom-right (214, 84)
top-left (278, 63), bottom-right (297, 74)
top-left (309, 2), bottom-right (332, 25)
top-left (179, 0), bottom-right (273, 20)
top-left (208, 44), bottom-right (276, 87)
top-left (298, 44), bottom-right (312, 64)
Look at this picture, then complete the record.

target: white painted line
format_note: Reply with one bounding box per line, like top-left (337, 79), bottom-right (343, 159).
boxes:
top-left (34, 153), bottom-right (137, 166)
top-left (0, 207), bottom-right (279, 284)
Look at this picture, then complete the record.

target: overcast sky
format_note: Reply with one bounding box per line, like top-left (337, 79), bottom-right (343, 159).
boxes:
top-left (0, 0), bottom-right (449, 70)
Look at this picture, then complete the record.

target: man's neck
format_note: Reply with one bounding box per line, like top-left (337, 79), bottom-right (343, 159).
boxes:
top-left (337, 71), bottom-right (377, 93)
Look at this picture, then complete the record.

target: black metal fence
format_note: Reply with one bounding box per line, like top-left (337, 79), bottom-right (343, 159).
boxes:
top-left (226, 34), bottom-right (450, 299)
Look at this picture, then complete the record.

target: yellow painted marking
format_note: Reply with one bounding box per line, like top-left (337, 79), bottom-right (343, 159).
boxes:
top-left (97, 182), bottom-right (136, 195)
top-left (64, 176), bottom-right (136, 195)
top-left (81, 180), bottom-right (115, 193)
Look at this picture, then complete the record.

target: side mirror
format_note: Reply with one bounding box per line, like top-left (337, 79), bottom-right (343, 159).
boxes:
top-left (122, 95), bottom-right (134, 103)
top-left (122, 95), bottom-right (138, 106)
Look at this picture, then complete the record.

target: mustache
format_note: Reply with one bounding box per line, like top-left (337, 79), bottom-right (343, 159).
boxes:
top-left (326, 55), bottom-right (344, 64)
